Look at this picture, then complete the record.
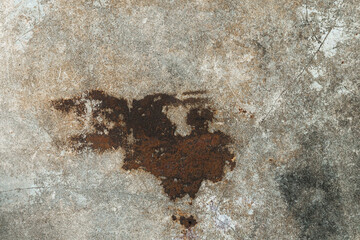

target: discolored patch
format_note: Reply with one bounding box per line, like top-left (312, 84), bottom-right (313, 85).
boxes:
top-left (278, 167), bottom-right (344, 239)
top-left (52, 90), bottom-right (235, 200)
top-left (182, 90), bottom-right (207, 95)
top-left (179, 215), bottom-right (197, 229)
top-left (171, 214), bottom-right (197, 229)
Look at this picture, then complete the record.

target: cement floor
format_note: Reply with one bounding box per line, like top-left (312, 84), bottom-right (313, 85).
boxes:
top-left (0, 0), bottom-right (359, 239)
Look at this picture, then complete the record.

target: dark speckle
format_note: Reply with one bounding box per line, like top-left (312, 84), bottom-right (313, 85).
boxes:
top-left (182, 90), bottom-right (207, 95)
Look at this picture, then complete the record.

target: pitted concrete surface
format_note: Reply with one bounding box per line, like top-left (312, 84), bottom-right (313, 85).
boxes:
top-left (0, 0), bottom-right (359, 239)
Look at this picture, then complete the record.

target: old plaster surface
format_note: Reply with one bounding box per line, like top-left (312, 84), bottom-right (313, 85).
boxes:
top-left (0, 0), bottom-right (359, 239)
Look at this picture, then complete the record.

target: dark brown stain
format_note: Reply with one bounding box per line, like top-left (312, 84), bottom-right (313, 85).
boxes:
top-left (172, 215), bottom-right (197, 229)
top-left (238, 107), bottom-right (247, 114)
top-left (182, 90), bottom-right (207, 95)
top-left (268, 158), bottom-right (276, 164)
top-left (179, 215), bottom-right (197, 229)
top-left (52, 90), bottom-right (235, 200)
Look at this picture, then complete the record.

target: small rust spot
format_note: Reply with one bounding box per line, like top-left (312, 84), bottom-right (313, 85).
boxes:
top-left (238, 107), bottom-right (247, 114)
top-left (239, 107), bottom-right (255, 119)
top-left (179, 215), bottom-right (197, 229)
top-left (52, 90), bottom-right (235, 200)
top-left (53, 99), bottom-right (76, 113)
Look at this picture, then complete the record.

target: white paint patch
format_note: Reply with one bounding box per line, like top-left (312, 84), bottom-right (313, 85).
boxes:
top-left (241, 53), bottom-right (255, 62)
top-left (93, 0), bottom-right (109, 7)
top-left (201, 196), bottom-right (237, 232)
top-left (298, 3), bottom-right (351, 58)
top-left (337, 86), bottom-right (351, 95)
top-left (298, 5), bottom-right (323, 23)
top-left (257, 90), bottom-right (283, 125)
top-left (0, 175), bottom-right (35, 192)
top-left (322, 26), bottom-right (350, 58)
top-left (236, 196), bottom-right (261, 216)
top-left (0, 175), bottom-right (41, 204)
top-left (14, 30), bottom-right (34, 52)
top-left (310, 81), bottom-right (323, 91)
top-left (216, 214), bottom-right (235, 231)
top-left (308, 66), bottom-right (325, 78)
top-left (72, 192), bottom-right (88, 207)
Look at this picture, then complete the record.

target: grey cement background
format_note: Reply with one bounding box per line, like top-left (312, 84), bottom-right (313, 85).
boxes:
top-left (0, 0), bottom-right (359, 239)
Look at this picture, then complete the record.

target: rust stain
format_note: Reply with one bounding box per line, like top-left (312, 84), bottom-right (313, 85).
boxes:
top-left (179, 215), bottom-right (197, 229)
top-left (52, 90), bottom-right (235, 200)
top-left (239, 107), bottom-right (255, 119)
top-left (172, 215), bottom-right (197, 229)
top-left (238, 107), bottom-right (248, 114)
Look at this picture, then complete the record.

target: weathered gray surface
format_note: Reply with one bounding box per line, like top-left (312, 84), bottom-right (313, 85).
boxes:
top-left (0, 0), bottom-right (359, 239)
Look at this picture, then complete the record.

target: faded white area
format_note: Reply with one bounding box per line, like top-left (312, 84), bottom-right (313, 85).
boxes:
top-left (310, 81), bottom-right (323, 91)
top-left (321, 26), bottom-right (350, 58)
top-left (308, 66), bottom-right (325, 78)
top-left (203, 196), bottom-right (237, 233)
top-left (337, 86), bottom-right (351, 95)
top-left (257, 90), bottom-right (284, 124)
top-left (92, 0), bottom-right (110, 8)
top-left (0, 112), bottom-right (52, 150)
top-left (235, 196), bottom-right (260, 216)
top-left (0, 175), bottom-right (41, 206)
top-left (1, 0), bottom-right (46, 52)
top-left (0, 175), bottom-right (36, 192)
top-left (216, 214), bottom-right (235, 231)
top-left (298, 2), bottom-right (351, 58)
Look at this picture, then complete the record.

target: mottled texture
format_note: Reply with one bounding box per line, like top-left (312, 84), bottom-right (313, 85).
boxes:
top-left (0, 0), bottom-right (359, 239)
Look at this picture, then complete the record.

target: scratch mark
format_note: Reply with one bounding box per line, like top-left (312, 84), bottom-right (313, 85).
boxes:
top-left (259, 0), bottom-right (346, 123)
top-left (260, 27), bottom-right (335, 124)
top-left (36, 0), bottom-right (41, 22)
top-left (57, 68), bottom-right (62, 82)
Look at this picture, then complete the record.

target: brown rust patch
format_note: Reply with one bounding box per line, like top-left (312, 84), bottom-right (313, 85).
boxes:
top-left (179, 215), bottom-right (197, 229)
top-left (52, 90), bottom-right (235, 200)
top-left (172, 214), bottom-right (197, 229)
top-left (239, 107), bottom-right (255, 119)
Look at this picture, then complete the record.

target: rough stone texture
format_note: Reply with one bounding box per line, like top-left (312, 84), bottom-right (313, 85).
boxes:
top-left (0, 0), bottom-right (359, 239)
